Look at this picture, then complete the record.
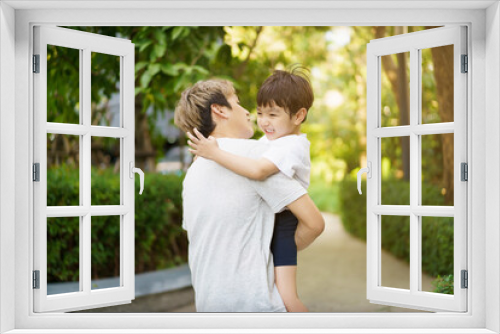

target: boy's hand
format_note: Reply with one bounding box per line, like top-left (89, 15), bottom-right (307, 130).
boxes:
top-left (186, 128), bottom-right (220, 160)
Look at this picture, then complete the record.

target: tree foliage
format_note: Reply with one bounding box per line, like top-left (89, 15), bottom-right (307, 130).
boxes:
top-left (48, 26), bottom-right (451, 183)
top-left (50, 26), bottom-right (227, 170)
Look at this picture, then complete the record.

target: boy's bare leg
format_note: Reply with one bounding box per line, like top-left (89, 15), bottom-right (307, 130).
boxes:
top-left (274, 266), bottom-right (308, 312)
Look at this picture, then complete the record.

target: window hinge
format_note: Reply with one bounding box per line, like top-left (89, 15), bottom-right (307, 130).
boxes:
top-left (461, 270), bottom-right (468, 289)
top-left (33, 270), bottom-right (40, 289)
top-left (33, 54), bottom-right (40, 73)
top-left (461, 162), bottom-right (468, 181)
top-left (461, 54), bottom-right (468, 73)
top-left (33, 163), bottom-right (40, 182)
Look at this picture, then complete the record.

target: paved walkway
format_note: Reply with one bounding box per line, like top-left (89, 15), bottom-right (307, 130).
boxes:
top-left (80, 212), bottom-right (436, 313)
top-left (296, 212), bottom-right (434, 312)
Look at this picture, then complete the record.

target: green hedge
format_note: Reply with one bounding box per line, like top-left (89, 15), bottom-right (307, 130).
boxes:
top-left (339, 177), bottom-right (453, 280)
top-left (47, 165), bottom-right (186, 283)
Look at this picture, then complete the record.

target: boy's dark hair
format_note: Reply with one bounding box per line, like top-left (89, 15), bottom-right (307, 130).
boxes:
top-left (257, 65), bottom-right (314, 122)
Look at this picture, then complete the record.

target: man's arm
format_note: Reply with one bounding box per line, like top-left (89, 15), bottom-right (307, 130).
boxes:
top-left (187, 128), bottom-right (279, 180)
top-left (286, 195), bottom-right (325, 251)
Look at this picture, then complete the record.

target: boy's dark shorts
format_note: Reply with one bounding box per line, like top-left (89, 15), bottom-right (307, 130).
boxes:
top-left (271, 210), bottom-right (299, 267)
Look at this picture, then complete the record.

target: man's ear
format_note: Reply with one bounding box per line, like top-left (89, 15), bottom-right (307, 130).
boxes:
top-left (294, 108), bottom-right (308, 125)
top-left (211, 104), bottom-right (230, 120)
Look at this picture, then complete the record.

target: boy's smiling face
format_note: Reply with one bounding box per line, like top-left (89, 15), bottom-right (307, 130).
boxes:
top-left (257, 103), bottom-right (303, 140)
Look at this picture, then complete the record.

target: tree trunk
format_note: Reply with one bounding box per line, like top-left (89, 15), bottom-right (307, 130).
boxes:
top-left (430, 44), bottom-right (454, 205)
top-left (374, 26), bottom-right (411, 181)
top-left (395, 27), bottom-right (411, 181)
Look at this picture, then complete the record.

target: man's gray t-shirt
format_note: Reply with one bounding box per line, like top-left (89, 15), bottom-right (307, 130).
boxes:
top-left (182, 138), bottom-right (307, 312)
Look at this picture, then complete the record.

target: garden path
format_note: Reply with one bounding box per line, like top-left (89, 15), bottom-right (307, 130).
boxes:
top-left (296, 212), bottom-right (434, 312)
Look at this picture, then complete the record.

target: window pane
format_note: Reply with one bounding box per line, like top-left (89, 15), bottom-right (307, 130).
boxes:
top-left (381, 215), bottom-right (410, 290)
top-left (47, 217), bottom-right (80, 295)
top-left (47, 134), bottom-right (80, 206)
top-left (381, 137), bottom-right (410, 205)
top-left (47, 45), bottom-right (80, 124)
top-left (91, 215), bottom-right (121, 290)
top-left (91, 52), bottom-right (121, 127)
top-left (421, 217), bottom-right (454, 295)
top-left (421, 134), bottom-right (454, 206)
top-left (421, 45), bottom-right (454, 124)
top-left (380, 52), bottom-right (410, 127)
top-left (91, 137), bottom-right (120, 206)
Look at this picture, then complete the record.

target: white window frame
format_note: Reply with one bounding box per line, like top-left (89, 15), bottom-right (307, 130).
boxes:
top-left (366, 26), bottom-right (468, 312)
top-left (1, 1), bottom-right (499, 333)
top-left (33, 25), bottom-right (136, 313)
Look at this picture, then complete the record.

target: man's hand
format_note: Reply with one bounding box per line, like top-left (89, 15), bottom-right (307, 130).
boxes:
top-left (187, 128), bottom-right (220, 160)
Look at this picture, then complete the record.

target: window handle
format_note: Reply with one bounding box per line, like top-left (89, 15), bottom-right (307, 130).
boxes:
top-left (129, 162), bottom-right (145, 195)
top-left (357, 161), bottom-right (372, 195)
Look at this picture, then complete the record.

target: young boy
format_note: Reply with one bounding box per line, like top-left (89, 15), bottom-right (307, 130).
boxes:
top-left (186, 68), bottom-right (315, 312)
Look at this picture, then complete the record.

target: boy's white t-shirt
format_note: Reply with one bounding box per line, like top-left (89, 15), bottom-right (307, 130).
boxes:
top-left (258, 134), bottom-right (311, 189)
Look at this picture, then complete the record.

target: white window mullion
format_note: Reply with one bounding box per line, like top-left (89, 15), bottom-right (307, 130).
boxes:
top-left (82, 47), bottom-right (92, 295)
top-left (413, 123), bottom-right (454, 135)
top-left (372, 126), bottom-right (411, 137)
top-left (373, 123), bottom-right (454, 138)
top-left (45, 123), bottom-right (131, 138)
top-left (120, 55), bottom-right (125, 288)
top-left (46, 206), bottom-right (89, 217)
top-left (46, 206), bottom-right (129, 217)
top-left (372, 205), bottom-right (455, 217)
top-left (78, 47), bottom-right (84, 294)
top-left (409, 47), bottom-right (420, 295)
top-left (413, 206), bottom-right (454, 217)
top-left (372, 205), bottom-right (411, 215)
top-left (90, 126), bottom-right (130, 138)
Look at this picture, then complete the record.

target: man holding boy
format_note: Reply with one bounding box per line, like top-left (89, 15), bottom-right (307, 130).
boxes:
top-left (174, 79), bottom-right (324, 312)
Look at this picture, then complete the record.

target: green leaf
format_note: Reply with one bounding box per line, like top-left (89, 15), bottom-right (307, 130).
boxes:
top-left (138, 40), bottom-right (152, 52)
top-left (134, 87), bottom-right (144, 96)
top-left (140, 71), bottom-right (153, 89)
top-left (154, 43), bottom-right (167, 58)
top-left (172, 63), bottom-right (188, 72)
top-left (161, 63), bottom-right (179, 76)
top-left (171, 27), bottom-right (186, 41)
top-left (192, 65), bottom-right (209, 75)
top-left (148, 63), bottom-right (161, 77)
top-left (173, 73), bottom-right (186, 93)
top-left (154, 29), bottom-right (167, 46)
top-left (135, 61), bottom-right (148, 72)
top-left (153, 91), bottom-right (167, 105)
top-left (216, 44), bottom-right (232, 64)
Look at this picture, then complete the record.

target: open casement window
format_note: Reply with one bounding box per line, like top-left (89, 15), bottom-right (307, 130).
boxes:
top-left (33, 26), bottom-right (140, 312)
top-left (363, 26), bottom-right (467, 312)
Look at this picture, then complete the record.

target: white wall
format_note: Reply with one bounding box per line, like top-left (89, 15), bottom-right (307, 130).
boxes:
top-left (0, 2), bottom-right (16, 333)
top-left (486, 2), bottom-right (500, 333)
